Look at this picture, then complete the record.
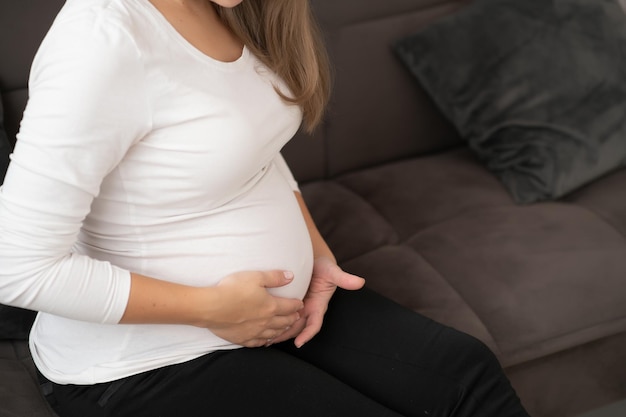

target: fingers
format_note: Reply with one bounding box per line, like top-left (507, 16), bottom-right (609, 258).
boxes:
top-left (334, 270), bottom-right (366, 291)
top-left (242, 338), bottom-right (275, 348)
top-left (313, 257), bottom-right (365, 291)
top-left (266, 311), bottom-right (300, 332)
top-left (241, 318), bottom-right (301, 348)
top-left (269, 317), bottom-right (305, 345)
top-left (273, 296), bottom-right (304, 317)
top-left (246, 311), bottom-right (301, 347)
top-left (259, 270), bottom-right (296, 289)
top-left (294, 314), bottom-right (323, 348)
top-left (253, 310), bottom-right (323, 349)
top-left (251, 270), bottom-right (304, 314)
top-left (208, 269), bottom-right (309, 348)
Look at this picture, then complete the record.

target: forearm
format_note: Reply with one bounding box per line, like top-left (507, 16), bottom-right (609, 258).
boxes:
top-left (294, 192), bottom-right (336, 263)
top-left (120, 273), bottom-right (213, 327)
top-left (274, 193), bottom-right (365, 348)
top-left (121, 270), bottom-right (303, 348)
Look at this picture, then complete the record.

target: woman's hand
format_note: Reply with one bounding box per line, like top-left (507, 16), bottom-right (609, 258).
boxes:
top-left (271, 257), bottom-right (365, 348)
top-left (206, 270), bottom-right (304, 348)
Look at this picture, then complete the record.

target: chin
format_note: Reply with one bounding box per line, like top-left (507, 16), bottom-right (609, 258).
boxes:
top-left (212, 0), bottom-right (244, 8)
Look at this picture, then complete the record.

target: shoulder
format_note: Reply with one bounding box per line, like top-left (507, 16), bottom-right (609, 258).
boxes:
top-left (53, 0), bottom-right (152, 33)
top-left (51, 0), bottom-right (138, 38)
top-left (34, 0), bottom-right (150, 68)
top-left (30, 0), bottom-right (151, 89)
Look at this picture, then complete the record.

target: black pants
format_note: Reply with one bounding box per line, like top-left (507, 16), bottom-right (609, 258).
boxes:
top-left (42, 288), bottom-right (529, 417)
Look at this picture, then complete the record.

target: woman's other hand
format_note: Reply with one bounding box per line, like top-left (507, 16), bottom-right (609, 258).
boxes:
top-left (271, 257), bottom-right (365, 348)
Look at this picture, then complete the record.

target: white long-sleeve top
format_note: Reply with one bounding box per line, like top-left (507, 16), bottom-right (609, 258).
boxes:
top-left (0, 0), bottom-right (313, 384)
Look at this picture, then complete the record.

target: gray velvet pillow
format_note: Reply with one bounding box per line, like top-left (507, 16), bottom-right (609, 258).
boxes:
top-left (395, 0), bottom-right (626, 203)
top-left (0, 97), bottom-right (37, 340)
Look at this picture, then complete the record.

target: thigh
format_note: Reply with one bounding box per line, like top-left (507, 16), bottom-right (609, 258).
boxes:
top-left (277, 288), bottom-right (529, 417)
top-left (49, 347), bottom-right (403, 417)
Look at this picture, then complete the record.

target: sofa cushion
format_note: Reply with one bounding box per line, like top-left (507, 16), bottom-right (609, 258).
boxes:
top-left (302, 148), bottom-right (626, 367)
top-left (0, 97), bottom-right (38, 340)
top-left (0, 305), bottom-right (37, 341)
top-left (0, 341), bottom-right (57, 416)
top-left (394, 0), bottom-right (626, 204)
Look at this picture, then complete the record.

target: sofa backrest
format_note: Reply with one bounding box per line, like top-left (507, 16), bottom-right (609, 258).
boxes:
top-left (285, 0), bottom-right (467, 182)
top-left (0, 0), bottom-right (466, 183)
top-left (0, 0), bottom-right (65, 148)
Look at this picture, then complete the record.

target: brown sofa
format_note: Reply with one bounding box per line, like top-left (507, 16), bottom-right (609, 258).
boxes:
top-left (2, 1), bottom-right (626, 416)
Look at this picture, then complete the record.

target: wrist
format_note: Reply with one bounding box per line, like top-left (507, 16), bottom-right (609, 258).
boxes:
top-left (314, 254), bottom-right (337, 266)
top-left (188, 285), bottom-right (222, 328)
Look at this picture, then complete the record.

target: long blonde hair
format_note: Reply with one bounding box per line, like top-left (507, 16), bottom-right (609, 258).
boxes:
top-left (215, 0), bottom-right (331, 133)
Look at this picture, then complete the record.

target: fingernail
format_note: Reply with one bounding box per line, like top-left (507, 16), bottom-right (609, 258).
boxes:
top-left (283, 271), bottom-right (294, 280)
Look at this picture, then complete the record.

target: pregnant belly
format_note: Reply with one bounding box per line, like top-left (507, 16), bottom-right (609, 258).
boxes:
top-left (79, 167), bottom-right (314, 300)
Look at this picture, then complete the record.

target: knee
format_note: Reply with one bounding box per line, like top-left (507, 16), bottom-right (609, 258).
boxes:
top-left (441, 329), bottom-right (528, 416)
top-left (443, 326), bottom-right (504, 375)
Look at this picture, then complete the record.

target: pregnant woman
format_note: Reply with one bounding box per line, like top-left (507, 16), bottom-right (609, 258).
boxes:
top-left (0, 0), bottom-right (530, 416)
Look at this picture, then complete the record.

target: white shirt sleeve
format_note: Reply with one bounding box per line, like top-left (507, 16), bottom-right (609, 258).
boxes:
top-left (0, 13), bottom-right (152, 324)
top-left (274, 152), bottom-right (300, 192)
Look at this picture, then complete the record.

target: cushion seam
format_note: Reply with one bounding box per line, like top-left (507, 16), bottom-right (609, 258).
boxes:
top-left (566, 202), bottom-right (626, 241)
top-left (331, 181), bottom-right (400, 245)
top-left (407, 244), bottom-right (504, 357)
